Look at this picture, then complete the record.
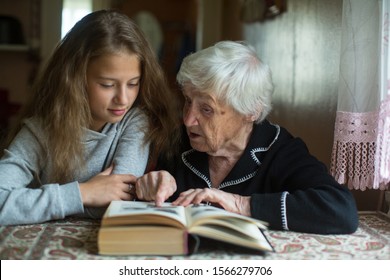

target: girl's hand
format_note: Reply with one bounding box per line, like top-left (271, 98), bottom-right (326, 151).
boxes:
top-left (79, 165), bottom-right (137, 207)
top-left (172, 188), bottom-right (251, 216)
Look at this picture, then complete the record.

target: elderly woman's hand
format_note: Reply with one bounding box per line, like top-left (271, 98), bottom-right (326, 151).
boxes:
top-left (172, 188), bottom-right (251, 216)
top-left (135, 170), bottom-right (177, 206)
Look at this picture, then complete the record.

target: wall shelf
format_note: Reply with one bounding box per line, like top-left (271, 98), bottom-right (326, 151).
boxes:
top-left (0, 44), bottom-right (29, 52)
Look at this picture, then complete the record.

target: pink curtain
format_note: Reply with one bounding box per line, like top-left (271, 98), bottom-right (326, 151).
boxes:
top-left (331, 0), bottom-right (390, 190)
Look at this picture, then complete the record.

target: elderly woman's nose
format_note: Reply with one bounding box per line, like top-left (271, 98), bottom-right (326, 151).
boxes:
top-left (183, 106), bottom-right (198, 126)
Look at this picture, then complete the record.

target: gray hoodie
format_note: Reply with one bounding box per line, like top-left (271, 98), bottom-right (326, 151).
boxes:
top-left (0, 108), bottom-right (149, 225)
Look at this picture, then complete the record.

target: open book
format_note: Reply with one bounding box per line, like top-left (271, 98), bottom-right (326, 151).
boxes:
top-left (98, 200), bottom-right (273, 256)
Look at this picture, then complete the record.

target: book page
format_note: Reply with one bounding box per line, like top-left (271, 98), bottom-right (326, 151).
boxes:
top-left (103, 201), bottom-right (188, 227)
top-left (191, 213), bottom-right (263, 239)
top-left (190, 224), bottom-right (273, 252)
top-left (187, 204), bottom-right (268, 229)
top-left (185, 205), bottom-right (272, 252)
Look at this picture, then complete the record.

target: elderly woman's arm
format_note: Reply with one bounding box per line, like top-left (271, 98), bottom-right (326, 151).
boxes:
top-left (250, 185), bottom-right (358, 234)
top-left (249, 135), bottom-right (359, 234)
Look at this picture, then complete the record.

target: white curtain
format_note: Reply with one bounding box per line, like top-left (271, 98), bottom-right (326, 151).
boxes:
top-left (331, 0), bottom-right (390, 190)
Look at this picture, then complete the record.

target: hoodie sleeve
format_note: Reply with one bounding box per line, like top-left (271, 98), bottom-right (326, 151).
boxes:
top-left (0, 123), bottom-right (84, 225)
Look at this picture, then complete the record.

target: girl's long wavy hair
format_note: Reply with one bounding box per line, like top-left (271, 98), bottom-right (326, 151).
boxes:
top-left (4, 10), bottom-right (181, 183)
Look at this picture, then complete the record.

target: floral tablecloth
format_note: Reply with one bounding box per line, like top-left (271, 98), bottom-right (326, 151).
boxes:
top-left (0, 212), bottom-right (389, 260)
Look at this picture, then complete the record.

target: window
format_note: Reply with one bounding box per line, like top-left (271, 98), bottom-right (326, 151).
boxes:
top-left (61, 0), bottom-right (92, 38)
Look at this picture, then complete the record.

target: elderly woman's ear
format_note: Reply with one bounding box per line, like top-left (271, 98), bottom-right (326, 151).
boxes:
top-left (246, 113), bottom-right (260, 123)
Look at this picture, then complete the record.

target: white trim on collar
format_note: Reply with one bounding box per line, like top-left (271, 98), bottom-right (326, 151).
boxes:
top-left (251, 125), bottom-right (280, 165)
top-left (182, 149), bottom-right (212, 188)
top-left (181, 124), bottom-right (281, 189)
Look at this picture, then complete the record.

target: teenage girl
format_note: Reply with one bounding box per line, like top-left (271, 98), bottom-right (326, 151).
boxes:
top-left (0, 10), bottom-right (180, 225)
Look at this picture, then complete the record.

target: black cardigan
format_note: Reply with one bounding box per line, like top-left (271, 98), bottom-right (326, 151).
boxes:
top-left (158, 120), bottom-right (358, 234)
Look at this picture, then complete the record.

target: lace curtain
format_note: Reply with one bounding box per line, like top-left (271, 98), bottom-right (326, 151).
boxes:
top-left (331, 0), bottom-right (390, 190)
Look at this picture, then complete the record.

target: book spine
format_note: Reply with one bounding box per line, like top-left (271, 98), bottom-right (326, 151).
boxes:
top-left (183, 231), bottom-right (189, 255)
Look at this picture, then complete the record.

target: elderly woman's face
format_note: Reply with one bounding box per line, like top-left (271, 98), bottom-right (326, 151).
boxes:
top-left (182, 86), bottom-right (252, 155)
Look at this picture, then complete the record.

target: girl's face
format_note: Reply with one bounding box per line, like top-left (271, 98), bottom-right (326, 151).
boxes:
top-left (86, 51), bottom-right (141, 131)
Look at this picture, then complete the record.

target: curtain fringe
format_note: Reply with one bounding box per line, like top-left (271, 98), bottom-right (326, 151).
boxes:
top-left (331, 139), bottom-right (389, 190)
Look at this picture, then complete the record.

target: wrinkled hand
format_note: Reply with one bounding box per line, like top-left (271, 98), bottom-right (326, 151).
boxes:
top-left (172, 188), bottom-right (251, 216)
top-left (135, 170), bottom-right (177, 206)
top-left (79, 165), bottom-right (137, 207)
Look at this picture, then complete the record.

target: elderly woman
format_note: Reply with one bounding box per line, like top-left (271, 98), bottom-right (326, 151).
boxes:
top-left (135, 41), bottom-right (358, 234)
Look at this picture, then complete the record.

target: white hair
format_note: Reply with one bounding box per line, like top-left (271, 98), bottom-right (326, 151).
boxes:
top-left (176, 41), bottom-right (274, 123)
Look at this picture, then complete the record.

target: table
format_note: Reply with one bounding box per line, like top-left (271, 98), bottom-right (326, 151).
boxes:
top-left (0, 211), bottom-right (389, 260)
